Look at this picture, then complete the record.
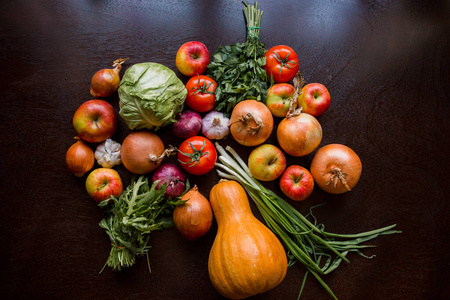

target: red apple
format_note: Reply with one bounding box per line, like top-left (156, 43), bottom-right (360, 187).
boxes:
top-left (73, 99), bottom-right (118, 143)
top-left (85, 168), bottom-right (123, 202)
top-left (266, 83), bottom-right (297, 118)
top-left (297, 83), bottom-right (331, 117)
top-left (279, 165), bottom-right (314, 201)
top-left (248, 144), bottom-right (287, 182)
top-left (175, 41), bottom-right (210, 77)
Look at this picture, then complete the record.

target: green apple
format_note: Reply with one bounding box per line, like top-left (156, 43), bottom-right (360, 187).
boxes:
top-left (248, 144), bottom-right (287, 181)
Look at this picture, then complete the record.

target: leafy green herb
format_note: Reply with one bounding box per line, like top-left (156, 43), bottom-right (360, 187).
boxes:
top-left (98, 175), bottom-right (188, 272)
top-left (214, 143), bottom-right (401, 300)
top-left (207, 1), bottom-right (271, 113)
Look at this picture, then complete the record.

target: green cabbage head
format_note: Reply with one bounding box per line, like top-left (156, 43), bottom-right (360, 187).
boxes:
top-left (118, 62), bottom-right (187, 130)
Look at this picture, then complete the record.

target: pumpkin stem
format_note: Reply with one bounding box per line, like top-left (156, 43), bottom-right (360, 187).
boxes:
top-left (326, 167), bottom-right (351, 191)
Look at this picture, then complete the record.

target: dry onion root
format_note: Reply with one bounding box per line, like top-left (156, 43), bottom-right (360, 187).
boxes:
top-left (228, 100), bottom-right (273, 146)
top-left (310, 144), bottom-right (362, 194)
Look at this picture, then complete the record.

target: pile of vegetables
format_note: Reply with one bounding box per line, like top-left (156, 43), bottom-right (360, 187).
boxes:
top-left (214, 143), bottom-right (400, 299)
top-left (63, 1), bottom-right (401, 299)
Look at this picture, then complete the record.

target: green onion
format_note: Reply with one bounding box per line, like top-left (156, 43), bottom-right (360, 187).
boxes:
top-left (214, 143), bottom-right (401, 299)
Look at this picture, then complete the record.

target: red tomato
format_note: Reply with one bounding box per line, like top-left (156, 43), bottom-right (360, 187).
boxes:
top-left (177, 136), bottom-right (217, 175)
top-left (185, 75), bottom-right (217, 113)
top-left (264, 45), bottom-right (299, 83)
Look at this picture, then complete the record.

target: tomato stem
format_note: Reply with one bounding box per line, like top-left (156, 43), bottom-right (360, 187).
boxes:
top-left (178, 141), bottom-right (210, 167)
top-left (271, 50), bottom-right (299, 78)
top-left (190, 74), bottom-right (215, 95)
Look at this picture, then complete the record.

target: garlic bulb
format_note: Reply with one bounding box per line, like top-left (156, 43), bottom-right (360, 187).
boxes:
top-left (95, 139), bottom-right (122, 168)
top-left (201, 111), bottom-right (230, 140)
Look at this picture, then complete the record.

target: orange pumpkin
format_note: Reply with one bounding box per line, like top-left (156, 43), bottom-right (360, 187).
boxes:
top-left (208, 180), bottom-right (287, 299)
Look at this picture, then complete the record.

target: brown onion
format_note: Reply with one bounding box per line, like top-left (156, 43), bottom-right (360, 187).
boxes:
top-left (66, 137), bottom-right (95, 177)
top-left (277, 111), bottom-right (322, 157)
top-left (173, 185), bottom-right (213, 241)
top-left (121, 131), bottom-right (175, 174)
top-left (90, 58), bottom-right (129, 98)
top-left (229, 100), bottom-right (273, 146)
top-left (310, 144), bottom-right (362, 194)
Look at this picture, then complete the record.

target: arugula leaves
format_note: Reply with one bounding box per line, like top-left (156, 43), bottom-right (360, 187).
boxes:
top-left (98, 176), bottom-right (187, 272)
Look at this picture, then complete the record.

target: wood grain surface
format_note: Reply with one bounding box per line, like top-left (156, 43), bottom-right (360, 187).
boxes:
top-left (1, 0), bottom-right (449, 299)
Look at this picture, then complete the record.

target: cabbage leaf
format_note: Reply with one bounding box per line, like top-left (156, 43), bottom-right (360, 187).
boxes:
top-left (118, 62), bottom-right (187, 130)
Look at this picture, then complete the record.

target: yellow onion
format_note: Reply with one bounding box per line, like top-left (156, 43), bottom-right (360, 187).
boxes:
top-left (173, 185), bottom-right (213, 241)
top-left (66, 137), bottom-right (95, 177)
top-left (90, 58), bottom-right (129, 98)
top-left (310, 144), bottom-right (362, 194)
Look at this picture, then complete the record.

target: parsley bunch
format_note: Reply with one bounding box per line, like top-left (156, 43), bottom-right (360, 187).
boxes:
top-left (207, 2), bottom-right (271, 113)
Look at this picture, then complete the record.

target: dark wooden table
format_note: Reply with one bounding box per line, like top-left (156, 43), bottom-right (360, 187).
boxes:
top-left (1, 1), bottom-right (449, 299)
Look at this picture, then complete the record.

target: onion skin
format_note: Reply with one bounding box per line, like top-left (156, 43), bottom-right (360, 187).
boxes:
top-left (229, 100), bottom-right (273, 147)
top-left (310, 144), bottom-right (362, 194)
top-left (173, 185), bottom-right (213, 241)
top-left (121, 131), bottom-right (165, 174)
top-left (277, 113), bottom-right (322, 157)
top-left (66, 138), bottom-right (95, 177)
top-left (152, 163), bottom-right (187, 199)
top-left (90, 58), bottom-right (129, 98)
top-left (90, 69), bottom-right (120, 98)
top-left (171, 110), bottom-right (202, 139)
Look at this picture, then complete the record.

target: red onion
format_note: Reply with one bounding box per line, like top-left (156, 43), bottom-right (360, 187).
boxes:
top-left (152, 163), bottom-right (187, 198)
top-left (171, 110), bottom-right (202, 139)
